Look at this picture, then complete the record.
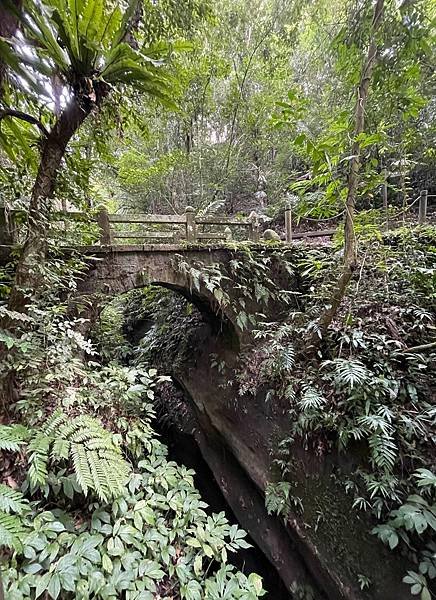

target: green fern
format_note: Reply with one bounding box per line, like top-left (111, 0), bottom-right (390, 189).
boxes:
top-left (28, 411), bottom-right (131, 502)
top-left (0, 485), bottom-right (28, 551)
top-left (325, 358), bottom-right (371, 388)
top-left (28, 432), bottom-right (51, 486)
top-left (277, 346), bottom-right (296, 372)
top-left (368, 432), bottom-right (397, 471)
top-left (297, 386), bottom-right (326, 411)
top-left (358, 411), bottom-right (398, 471)
top-left (0, 511), bottom-right (26, 550)
top-left (0, 424), bottom-right (29, 451)
top-left (0, 484), bottom-right (28, 514)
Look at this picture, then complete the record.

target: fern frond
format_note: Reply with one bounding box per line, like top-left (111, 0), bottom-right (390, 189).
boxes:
top-left (368, 433), bottom-right (397, 471)
top-left (88, 450), bottom-right (108, 502)
top-left (44, 410), bottom-right (68, 436)
top-left (324, 358), bottom-right (371, 388)
top-left (297, 386), bottom-right (327, 411)
top-left (278, 346), bottom-right (296, 371)
top-left (0, 485), bottom-right (28, 551)
top-left (28, 433), bottom-right (51, 486)
top-left (51, 437), bottom-right (70, 460)
top-left (71, 442), bottom-right (92, 497)
top-left (0, 484), bottom-right (28, 515)
top-left (0, 424), bottom-right (29, 451)
top-left (0, 510), bottom-right (26, 550)
top-left (26, 411), bottom-right (131, 501)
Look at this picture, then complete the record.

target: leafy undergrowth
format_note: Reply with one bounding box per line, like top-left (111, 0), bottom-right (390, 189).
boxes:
top-left (0, 268), bottom-right (264, 599)
top-left (232, 227), bottom-right (435, 598)
top-left (125, 226), bottom-right (435, 598)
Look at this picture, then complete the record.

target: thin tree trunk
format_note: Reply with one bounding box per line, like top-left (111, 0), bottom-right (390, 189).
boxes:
top-left (382, 166), bottom-right (388, 229)
top-left (8, 97), bottom-right (91, 312)
top-left (224, 35), bottom-right (267, 175)
top-left (0, 97), bottom-right (91, 407)
top-left (313, 0), bottom-right (384, 344)
top-left (0, 0), bottom-right (22, 97)
top-left (1, 89), bottom-right (111, 408)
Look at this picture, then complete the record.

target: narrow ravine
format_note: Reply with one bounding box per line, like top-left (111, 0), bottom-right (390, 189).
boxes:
top-left (157, 421), bottom-right (292, 599)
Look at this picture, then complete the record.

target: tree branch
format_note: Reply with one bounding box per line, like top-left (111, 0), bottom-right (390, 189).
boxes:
top-left (0, 108), bottom-right (49, 136)
top-left (399, 341), bottom-right (436, 354)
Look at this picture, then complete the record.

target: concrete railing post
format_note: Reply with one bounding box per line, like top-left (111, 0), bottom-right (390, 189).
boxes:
top-left (252, 222), bottom-right (260, 242)
top-left (185, 206), bottom-right (196, 242)
top-left (418, 190), bottom-right (428, 225)
top-left (285, 203), bottom-right (292, 243)
top-left (97, 207), bottom-right (112, 245)
top-left (0, 199), bottom-right (13, 245)
top-left (248, 212), bottom-right (260, 242)
top-left (224, 226), bottom-right (232, 241)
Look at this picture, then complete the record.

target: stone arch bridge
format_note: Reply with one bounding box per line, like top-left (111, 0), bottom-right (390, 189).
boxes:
top-left (0, 204), bottom-right (330, 333)
top-left (76, 243), bottom-right (295, 339)
top-left (79, 244), bottom-right (234, 316)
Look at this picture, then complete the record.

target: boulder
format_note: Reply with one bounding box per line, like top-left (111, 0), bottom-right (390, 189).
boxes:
top-left (263, 228), bottom-right (281, 241)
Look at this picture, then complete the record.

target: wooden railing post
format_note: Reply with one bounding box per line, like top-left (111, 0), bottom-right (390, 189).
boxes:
top-left (0, 198), bottom-right (13, 245)
top-left (418, 190), bottom-right (428, 224)
top-left (97, 207), bottom-right (112, 245)
top-left (285, 203), bottom-right (292, 243)
top-left (185, 206), bottom-right (196, 242)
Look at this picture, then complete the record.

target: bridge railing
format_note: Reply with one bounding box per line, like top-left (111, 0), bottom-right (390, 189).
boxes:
top-left (0, 192), bottom-right (432, 247)
top-left (0, 205), bottom-right (262, 246)
top-left (98, 206), bottom-right (262, 244)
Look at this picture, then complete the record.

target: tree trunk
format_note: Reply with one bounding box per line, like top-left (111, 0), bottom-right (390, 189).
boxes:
top-left (313, 0), bottom-right (384, 344)
top-left (7, 97), bottom-right (90, 312)
top-left (0, 0), bottom-right (22, 97)
top-left (0, 97), bottom-right (94, 407)
top-left (382, 166), bottom-right (388, 229)
top-left (8, 86), bottom-right (108, 313)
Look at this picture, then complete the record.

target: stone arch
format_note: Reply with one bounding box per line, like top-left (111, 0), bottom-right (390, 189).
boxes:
top-left (76, 246), bottom-right (240, 342)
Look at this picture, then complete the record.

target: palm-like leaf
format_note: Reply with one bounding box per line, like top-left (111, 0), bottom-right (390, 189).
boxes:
top-left (1, 0), bottom-right (180, 107)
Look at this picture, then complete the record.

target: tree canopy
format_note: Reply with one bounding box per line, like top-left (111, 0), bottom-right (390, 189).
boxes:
top-left (0, 1), bottom-right (435, 599)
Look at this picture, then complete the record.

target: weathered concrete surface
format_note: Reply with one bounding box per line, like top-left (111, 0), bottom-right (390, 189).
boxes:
top-left (77, 245), bottom-right (237, 323)
top-left (191, 408), bottom-right (324, 597)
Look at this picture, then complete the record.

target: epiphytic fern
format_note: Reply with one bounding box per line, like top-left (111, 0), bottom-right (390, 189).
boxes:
top-left (28, 411), bottom-right (131, 502)
top-left (0, 484), bottom-right (29, 551)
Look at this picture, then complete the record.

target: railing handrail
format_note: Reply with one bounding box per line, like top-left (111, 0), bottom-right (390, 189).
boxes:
top-left (1, 190), bottom-right (432, 247)
top-left (8, 209), bottom-right (254, 226)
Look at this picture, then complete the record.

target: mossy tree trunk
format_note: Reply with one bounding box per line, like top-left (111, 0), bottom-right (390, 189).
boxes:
top-left (1, 84), bottom-right (108, 409)
top-left (7, 86), bottom-right (108, 313)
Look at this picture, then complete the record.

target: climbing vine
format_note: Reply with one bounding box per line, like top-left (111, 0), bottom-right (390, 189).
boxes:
top-left (173, 245), bottom-right (303, 332)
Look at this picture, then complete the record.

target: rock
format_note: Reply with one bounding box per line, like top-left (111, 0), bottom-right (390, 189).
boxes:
top-left (263, 228), bottom-right (281, 241)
